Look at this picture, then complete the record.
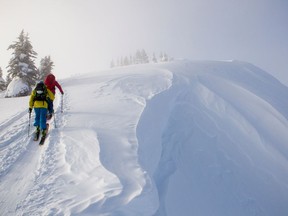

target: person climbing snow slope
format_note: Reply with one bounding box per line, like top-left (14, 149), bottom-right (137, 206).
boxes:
top-left (44, 73), bottom-right (64, 118)
top-left (29, 81), bottom-right (54, 141)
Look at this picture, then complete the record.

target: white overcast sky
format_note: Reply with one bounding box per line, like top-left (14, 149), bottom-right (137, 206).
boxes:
top-left (0, 0), bottom-right (288, 83)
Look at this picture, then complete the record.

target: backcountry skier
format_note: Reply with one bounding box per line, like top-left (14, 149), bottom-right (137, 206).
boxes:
top-left (29, 81), bottom-right (54, 140)
top-left (44, 73), bottom-right (64, 118)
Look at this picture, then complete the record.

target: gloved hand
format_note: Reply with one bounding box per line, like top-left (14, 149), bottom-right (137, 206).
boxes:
top-left (28, 108), bottom-right (32, 113)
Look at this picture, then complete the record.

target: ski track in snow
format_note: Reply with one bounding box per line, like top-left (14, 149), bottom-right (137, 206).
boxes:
top-left (0, 109), bottom-right (30, 176)
top-left (0, 95), bottom-right (63, 215)
top-left (1, 60), bottom-right (288, 216)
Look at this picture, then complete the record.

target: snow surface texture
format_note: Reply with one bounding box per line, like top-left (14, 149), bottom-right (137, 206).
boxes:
top-left (1, 60), bottom-right (288, 216)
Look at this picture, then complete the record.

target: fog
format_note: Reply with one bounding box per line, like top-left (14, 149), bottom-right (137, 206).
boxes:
top-left (0, 0), bottom-right (287, 84)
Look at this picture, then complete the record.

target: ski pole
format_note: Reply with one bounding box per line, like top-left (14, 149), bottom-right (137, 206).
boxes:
top-left (28, 111), bottom-right (31, 137)
top-left (53, 112), bottom-right (57, 128)
top-left (61, 94), bottom-right (64, 113)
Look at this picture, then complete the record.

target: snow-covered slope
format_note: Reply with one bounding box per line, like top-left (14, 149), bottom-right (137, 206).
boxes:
top-left (1, 60), bottom-right (288, 216)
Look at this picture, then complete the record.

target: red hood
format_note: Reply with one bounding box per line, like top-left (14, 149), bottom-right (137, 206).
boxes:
top-left (44, 74), bottom-right (55, 85)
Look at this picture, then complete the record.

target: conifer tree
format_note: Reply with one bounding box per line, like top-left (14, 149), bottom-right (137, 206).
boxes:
top-left (6, 30), bottom-right (38, 87)
top-left (141, 49), bottom-right (149, 63)
top-left (110, 59), bottom-right (115, 68)
top-left (162, 53), bottom-right (168, 62)
top-left (5, 74), bottom-right (11, 87)
top-left (38, 56), bottom-right (54, 81)
top-left (123, 56), bottom-right (129, 66)
top-left (152, 53), bottom-right (158, 63)
top-left (0, 67), bottom-right (6, 91)
top-left (130, 55), bottom-right (133, 65)
top-left (159, 52), bottom-right (168, 62)
top-left (135, 49), bottom-right (142, 64)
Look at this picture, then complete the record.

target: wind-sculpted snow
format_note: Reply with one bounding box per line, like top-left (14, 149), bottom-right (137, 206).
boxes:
top-left (1, 60), bottom-right (288, 216)
top-left (149, 61), bottom-right (288, 216)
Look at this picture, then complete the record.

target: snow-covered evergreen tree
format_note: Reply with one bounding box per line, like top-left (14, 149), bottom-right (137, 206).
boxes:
top-left (0, 67), bottom-right (6, 91)
top-left (110, 59), bottom-right (115, 68)
top-left (5, 74), bottom-right (12, 87)
top-left (110, 49), bottom-right (173, 68)
top-left (134, 49), bottom-right (149, 64)
top-left (152, 53), bottom-right (158, 63)
top-left (134, 50), bottom-right (142, 64)
top-left (129, 55), bottom-right (133, 65)
top-left (6, 30), bottom-right (38, 89)
top-left (159, 52), bottom-right (168, 62)
top-left (141, 49), bottom-right (149, 63)
top-left (123, 56), bottom-right (130, 66)
top-left (38, 56), bottom-right (54, 81)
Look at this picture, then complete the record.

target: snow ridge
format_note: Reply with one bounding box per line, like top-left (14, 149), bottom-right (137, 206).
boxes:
top-left (1, 60), bottom-right (288, 216)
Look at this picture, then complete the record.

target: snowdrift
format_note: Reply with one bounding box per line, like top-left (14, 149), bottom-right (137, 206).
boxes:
top-left (1, 60), bottom-right (288, 216)
top-left (5, 76), bottom-right (31, 98)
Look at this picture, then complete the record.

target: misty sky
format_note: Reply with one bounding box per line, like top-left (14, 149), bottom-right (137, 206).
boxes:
top-left (1, 0), bottom-right (288, 84)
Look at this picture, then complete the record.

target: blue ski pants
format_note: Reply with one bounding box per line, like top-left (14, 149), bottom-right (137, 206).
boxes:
top-left (33, 107), bottom-right (47, 130)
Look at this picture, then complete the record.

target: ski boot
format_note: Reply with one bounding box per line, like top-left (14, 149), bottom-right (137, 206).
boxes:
top-left (39, 128), bottom-right (48, 145)
top-left (33, 126), bottom-right (40, 141)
